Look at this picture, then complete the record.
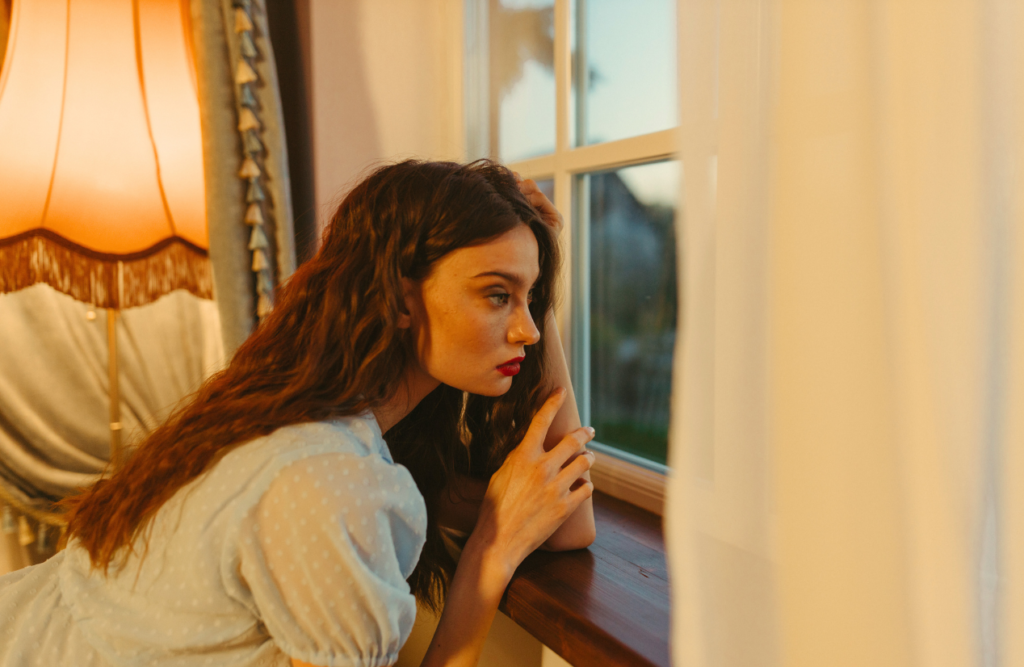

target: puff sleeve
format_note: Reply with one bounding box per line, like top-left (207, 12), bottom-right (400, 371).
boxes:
top-left (237, 451), bottom-right (428, 667)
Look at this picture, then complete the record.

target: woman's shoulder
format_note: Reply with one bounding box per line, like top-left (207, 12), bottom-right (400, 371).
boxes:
top-left (237, 411), bottom-right (392, 467)
top-left (226, 413), bottom-right (427, 580)
top-left (148, 412), bottom-right (412, 556)
top-left (189, 412), bottom-right (397, 522)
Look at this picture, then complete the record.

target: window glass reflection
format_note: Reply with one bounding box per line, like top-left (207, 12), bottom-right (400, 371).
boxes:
top-left (489, 0), bottom-right (555, 162)
top-left (576, 0), bottom-right (678, 145)
top-left (584, 161), bottom-right (678, 465)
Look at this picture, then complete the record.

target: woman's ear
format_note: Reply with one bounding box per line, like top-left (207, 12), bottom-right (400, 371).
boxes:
top-left (398, 277), bottom-right (415, 329)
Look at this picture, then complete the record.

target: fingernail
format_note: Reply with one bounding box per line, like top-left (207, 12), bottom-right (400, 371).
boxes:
top-left (586, 426), bottom-right (596, 437)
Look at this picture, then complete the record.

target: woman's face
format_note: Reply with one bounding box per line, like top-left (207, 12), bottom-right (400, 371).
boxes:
top-left (403, 223), bottom-right (542, 397)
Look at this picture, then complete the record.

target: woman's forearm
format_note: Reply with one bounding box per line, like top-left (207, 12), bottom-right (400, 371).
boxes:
top-left (539, 311), bottom-right (595, 550)
top-left (419, 532), bottom-right (513, 667)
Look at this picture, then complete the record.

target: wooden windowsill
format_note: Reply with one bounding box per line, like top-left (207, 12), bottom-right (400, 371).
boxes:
top-left (499, 491), bottom-right (670, 667)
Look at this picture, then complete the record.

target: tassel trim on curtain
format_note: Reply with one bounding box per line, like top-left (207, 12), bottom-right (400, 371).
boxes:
top-left (229, 0), bottom-right (276, 320)
top-left (0, 229), bottom-right (213, 309)
top-left (0, 481), bottom-right (65, 533)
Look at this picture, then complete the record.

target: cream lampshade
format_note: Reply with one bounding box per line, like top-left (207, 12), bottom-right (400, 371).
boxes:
top-left (0, 0), bottom-right (210, 466)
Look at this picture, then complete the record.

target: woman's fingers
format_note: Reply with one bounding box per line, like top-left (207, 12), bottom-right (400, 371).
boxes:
top-left (566, 478), bottom-right (595, 508)
top-left (475, 387), bottom-right (593, 567)
top-left (555, 449), bottom-right (595, 489)
top-left (522, 388), bottom-right (568, 452)
top-left (545, 426), bottom-right (595, 469)
top-left (527, 190), bottom-right (555, 214)
top-left (516, 177), bottom-right (564, 234)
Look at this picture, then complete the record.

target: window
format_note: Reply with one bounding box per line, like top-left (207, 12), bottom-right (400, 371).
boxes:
top-left (467, 0), bottom-right (677, 510)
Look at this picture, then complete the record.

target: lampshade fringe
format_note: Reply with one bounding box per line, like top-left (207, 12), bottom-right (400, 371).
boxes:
top-left (0, 232), bottom-right (213, 309)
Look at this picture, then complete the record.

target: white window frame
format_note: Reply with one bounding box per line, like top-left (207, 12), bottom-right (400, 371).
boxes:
top-left (464, 0), bottom-right (676, 515)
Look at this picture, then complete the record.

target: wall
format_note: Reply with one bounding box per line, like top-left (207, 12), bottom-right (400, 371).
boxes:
top-left (309, 0), bottom-right (465, 229)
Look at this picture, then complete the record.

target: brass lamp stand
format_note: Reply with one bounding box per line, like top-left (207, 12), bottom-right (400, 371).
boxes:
top-left (107, 308), bottom-right (122, 468)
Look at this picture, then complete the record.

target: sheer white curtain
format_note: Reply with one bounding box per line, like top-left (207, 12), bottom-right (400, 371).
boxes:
top-left (667, 1), bottom-right (1024, 666)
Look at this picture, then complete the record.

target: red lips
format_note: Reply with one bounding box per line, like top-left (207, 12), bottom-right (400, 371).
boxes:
top-left (497, 356), bottom-right (525, 377)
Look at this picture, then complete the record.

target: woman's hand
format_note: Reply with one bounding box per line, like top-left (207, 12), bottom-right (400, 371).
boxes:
top-left (466, 387), bottom-right (596, 576)
top-left (420, 393), bottom-right (593, 667)
top-left (514, 173), bottom-right (564, 236)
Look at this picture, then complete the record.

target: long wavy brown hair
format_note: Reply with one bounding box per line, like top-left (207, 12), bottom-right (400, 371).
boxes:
top-left (61, 159), bottom-right (559, 612)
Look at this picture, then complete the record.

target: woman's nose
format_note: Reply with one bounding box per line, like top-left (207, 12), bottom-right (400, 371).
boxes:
top-left (509, 306), bottom-right (541, 346)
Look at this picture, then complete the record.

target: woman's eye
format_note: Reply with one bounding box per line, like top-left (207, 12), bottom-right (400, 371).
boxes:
top-left (489, 293), bottom-right (510, 306)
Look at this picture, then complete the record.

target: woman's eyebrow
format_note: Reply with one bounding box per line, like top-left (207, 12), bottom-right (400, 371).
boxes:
top-left (471, 271), bottom-right (535, 287)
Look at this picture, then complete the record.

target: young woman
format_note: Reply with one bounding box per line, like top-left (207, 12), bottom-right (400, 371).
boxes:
top-left (0, 160), bottom-right (596, 667)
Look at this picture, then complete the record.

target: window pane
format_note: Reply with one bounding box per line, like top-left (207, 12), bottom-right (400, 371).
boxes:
top-left (576, 0), bottom-right (678, 146)
top-left (580, 161), bottom-right (678, 465)
top-left (477, 0), bottom-right (556, 162)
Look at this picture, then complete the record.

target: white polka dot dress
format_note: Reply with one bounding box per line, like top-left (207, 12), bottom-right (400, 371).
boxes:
top-left (0, 413), bottom-right (427, 667)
